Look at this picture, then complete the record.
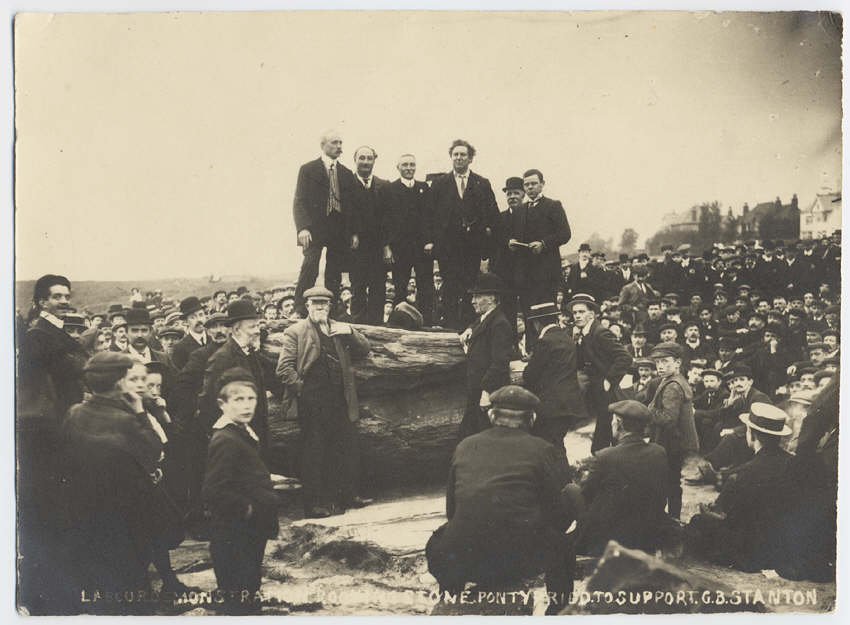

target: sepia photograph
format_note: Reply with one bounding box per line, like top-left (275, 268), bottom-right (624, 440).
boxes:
top-left (12, 5), bottom-right (844, 617)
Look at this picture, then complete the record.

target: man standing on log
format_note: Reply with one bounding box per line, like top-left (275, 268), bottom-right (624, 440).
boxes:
top-left (430, 139), bottom-right (500, 330)
top-left (569, 293), bottom-right (633, 454)
top-left (293, 130), bottom-right (359, 316)
top-left (458, 273), bottom-right (513, 440)
top-left (380, 153), bottom-right (435, 326)
top-left (276, 286), bottom-right (373, 518)
top-left (349, 145), bottom-right (389, 324)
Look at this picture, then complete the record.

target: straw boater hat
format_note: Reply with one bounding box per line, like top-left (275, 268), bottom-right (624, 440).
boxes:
top-left (739, 402), bottom-right (792, 436)
top-left (567, 293), bottom-right (599, 312)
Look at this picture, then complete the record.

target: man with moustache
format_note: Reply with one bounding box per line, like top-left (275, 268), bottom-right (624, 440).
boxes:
top-left (348, 145), bottom-right (389, 324)
top-left (293, 130), bottom-right (359, 315)
top-left (171, 296), bottom-right (209, 370)
top-left (200, 301), bottom-right (274, 456)
top-left (17, 274), bottom-right (90, 614)
top-left (430, 139), bottom-right (500, 329)
top-left (124, 307), bottom-right (177, 396)
top-left (490, 176), bottom-right (526, 335)
top-left (565, 243), bottom-right (603, 302)
top-left (276, 286), bottom-right (372, 518)
top-left (380, 153), bottom-right (435, 325)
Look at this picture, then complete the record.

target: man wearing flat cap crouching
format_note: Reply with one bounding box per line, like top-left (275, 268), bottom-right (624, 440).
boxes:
top-left (426, 385), bottom-right (583, 615)
top-left (276, 286), bottom-right (373, 518)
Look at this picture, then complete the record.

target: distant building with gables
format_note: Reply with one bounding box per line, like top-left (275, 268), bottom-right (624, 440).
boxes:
top-left (738, 195), bottom-right (800, 240)
top-left (661, 206), bottom-right (699, 233)
top-left (800, 190), bottom-right (841, 240)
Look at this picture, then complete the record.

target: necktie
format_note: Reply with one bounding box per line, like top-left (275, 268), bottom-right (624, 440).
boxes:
top-left (328, 163), bottom-right (341, 215)
top-left (459, 175), bottom-right (466, 198)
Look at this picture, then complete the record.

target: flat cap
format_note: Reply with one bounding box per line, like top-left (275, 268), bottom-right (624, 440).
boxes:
top-left (649, 341), bottom-right (683, 359)
top-left (304, 285), bottom-right (334, 300)
top-left (489, 385), bottom-right (540, 411)
top-left (608, 399), bottom-right (651, 423)
top-left (158, 327), bottom-right (185, 339)
top-left (83, 351), bottom-right (135, 373)
top-left (701, 368), bottom-right (724, 378)
top-left (205, 312), bottom-right (228, 327)
top-left (634, 357), bottom-right (655, 368)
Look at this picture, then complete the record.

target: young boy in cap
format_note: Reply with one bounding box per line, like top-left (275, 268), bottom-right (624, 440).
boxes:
top-left (202, 367), bottom-right (279, 615)
top-left (645, 341), bottom-right (699, 519)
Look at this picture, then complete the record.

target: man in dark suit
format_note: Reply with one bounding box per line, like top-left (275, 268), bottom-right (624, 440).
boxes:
top-left (523, 303), bottom-right (585, 457)
top-left (565, 243), bottom-right (604, 301)
top-left (430, 139), bottom-right (500, 330)
top-left (626, 325), bottom-right (654, 359)
top-left (490, 177), bottom-right (526, 338)
top-left (569, 293), bottom-right (633, 454)
top-left (426, 386), bottom-right (582, 614)
top-left (380, 153), bottom-right (435, 325)
top-left (16, 274), bottom-right (89, 614)
top-left (349, 145), bottom-right (389, 324)
top-left (292, 130), bottom-right (359, 314)
top-left (199, 301), bottom-right (278, 457)
top-left (578, 400), bottom-right (669, 556)
top-left (170, 296), bottom-right (209, 370)
top-left (617, 265), bottom-right (657, 319)
top-left (458, 273), bottom-right (513, 440)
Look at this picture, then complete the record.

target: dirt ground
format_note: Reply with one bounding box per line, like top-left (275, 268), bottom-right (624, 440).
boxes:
top-left (154, 421), bottom-right (835, 616)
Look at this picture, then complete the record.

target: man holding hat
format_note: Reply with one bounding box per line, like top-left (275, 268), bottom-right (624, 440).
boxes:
top-left (171, 296), bottom-right (209, 370)
top-left (426, 385), bottom-right (582, 614)
top-left (200, 300), bottom-right (279, 456)
top-left (685, 403), bottom-right (796, 573)
top-left (569, 293), bottom-right (632, 453)
top-left (458, 272), bottom-right (513, 440)
top-left (643, 341), bottom-right (699, 519)
top-left (578, 399), bottom-right (669, 556)
top-left (276, 285), bottom-right (372, 518)
top-left (523, 302), bottom-right (585, 456)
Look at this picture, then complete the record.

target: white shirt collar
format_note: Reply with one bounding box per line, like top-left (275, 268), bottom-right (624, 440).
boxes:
top-left (581, 320), bottom-right (594, 336)
top-left (127, 345), bottom-right (153, 363)
top-left (232, 335), bottom-right (252, 355)
top-left (401, 177), bottom-right (415, 188)
top-left (320, 154), bottom-right (337, 170)
top-left (212, 415), bottom-right (259, 442)
top-left (189, 329), bottom-right (206, 345)
top-left (479, 306), bottom-right (495, 323)
top-left (40, 310), bottom-right (64, 329)
top-left (359, 175), bottom-right (372, 188)
top-left (454, 169), bottom-right (470, 180)
top-left (527, 193), bottom-right (545, 205)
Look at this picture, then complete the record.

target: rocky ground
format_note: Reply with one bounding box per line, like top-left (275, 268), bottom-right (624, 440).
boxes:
top-left (151, 421), bottom-right (835, 616)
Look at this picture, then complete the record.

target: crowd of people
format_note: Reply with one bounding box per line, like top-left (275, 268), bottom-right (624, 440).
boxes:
top-left (15, 127), bottom-right (842, 615)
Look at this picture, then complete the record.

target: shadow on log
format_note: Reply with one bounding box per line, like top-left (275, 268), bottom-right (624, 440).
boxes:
top-left (261, 319), bottom-right (467, 490)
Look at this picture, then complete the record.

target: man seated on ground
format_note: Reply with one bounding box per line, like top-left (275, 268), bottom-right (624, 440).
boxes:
top-left (689, 364), bottom-right (771, 484)
top-left (685, 403), bottom-right (796, 573)
top-left (693, 368), bottom-right (729, 453)
top-left (577, 400), bottom-right (669, 556)
top-left (426, 386), bottom-right (583, 615)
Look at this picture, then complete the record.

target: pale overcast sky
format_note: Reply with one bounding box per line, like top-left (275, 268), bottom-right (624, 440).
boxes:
top-left (14, 10), bottom-right (842, 281)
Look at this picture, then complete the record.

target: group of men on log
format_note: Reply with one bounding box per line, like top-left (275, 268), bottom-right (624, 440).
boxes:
top-left (15, 127), bottom-right (841, 614)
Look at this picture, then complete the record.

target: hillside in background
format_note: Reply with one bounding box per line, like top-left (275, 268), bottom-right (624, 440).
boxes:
top-left (14, 273), bottom-right (299, 314)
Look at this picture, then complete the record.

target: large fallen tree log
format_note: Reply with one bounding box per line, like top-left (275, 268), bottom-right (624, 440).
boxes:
top-left (261, 319), bottom-right (468, 490)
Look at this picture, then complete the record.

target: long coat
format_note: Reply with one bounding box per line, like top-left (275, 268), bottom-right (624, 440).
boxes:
top-left (523, 325), bottom-right (585, 421)
top-left (465, 307), bottom-right (513, 400)
top-left (380, 178), bottom-right (435, 252)
top-left (578, 432), bottom-right (669, 555)
top-left (170, 332), bottom-right (206, 371)
top-left (275, 318), bottom-right (370, 422)
top-left (430, 170), bottom-right (500, 261)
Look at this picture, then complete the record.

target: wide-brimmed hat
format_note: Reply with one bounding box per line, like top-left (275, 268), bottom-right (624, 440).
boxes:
top-left (225, 299), bottom-right (259, 326)
top-left (739, 402), bottom-right (792, 436)
top-left (527, 302), bottom-right (560, 321)
top-left (468, 272), bottom-right (505, 295)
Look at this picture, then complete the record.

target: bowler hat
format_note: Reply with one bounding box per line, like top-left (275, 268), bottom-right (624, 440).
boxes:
top-left (727, 364), bottom-right (753, 379)
top-left (632, 325), bottom-right (648, 336)
top-left (126, 308), bottom-right (152, 326)
top-left (180, 296), bottom-right (203, 318)
top-left (468, 272), bottom-right (505, 295)
top-left (717, 337), bottom-right (737, 349)
top-left (578, 243), bottom-right (592, 252)
top-left (502, 176), bottom-right (524, 192)
top-left (225, 300), bottom-right (259, 326)
top-left (304, 285), bottom-right (334, 301)
top-left (649, 341), bottom-right (683, 359)
top-left (107, 303), bottom-right (124, 315)
top-left (764, 322), bottom-right (784, 337)
top-left (739, 403), bottom-right (791, 436)
top-left (608, 399), bottom-right (651, 423)
top-left (567, 293), bottom-right (599, 312)
top-left (205, 312), bottom-right (228, 327)
top-left (527, 302), bottom-right (560, 321)
top-left (490, 385), bottom-right (540, 411)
